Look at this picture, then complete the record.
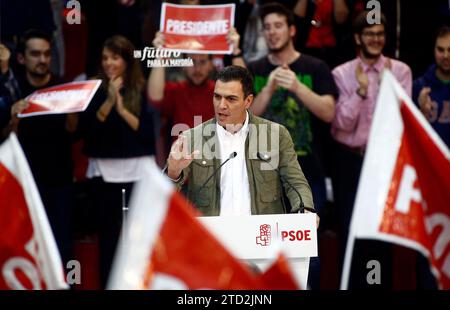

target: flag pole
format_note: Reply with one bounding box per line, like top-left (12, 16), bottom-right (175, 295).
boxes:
top-left (121, 188), bottom-right (128, 243)
top-left (340, 231), bottom-right (356, 290)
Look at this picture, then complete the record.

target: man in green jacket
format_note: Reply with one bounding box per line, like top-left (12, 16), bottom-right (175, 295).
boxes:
top-left (166, 66), bottom-right (314, 217)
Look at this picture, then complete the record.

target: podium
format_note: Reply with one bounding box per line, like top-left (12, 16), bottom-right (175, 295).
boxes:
top-left (198, 213), bottom-right (318, 289)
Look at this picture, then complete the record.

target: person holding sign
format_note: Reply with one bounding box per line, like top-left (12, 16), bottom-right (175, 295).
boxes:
top-left (147, 26), bottom-right (244, 140)
top-left (2, 29), bottom-right (76, 269)
top-left (160, 2), bottom-right (239, 55)
top-left (79, 35), bottom-right (156, 288)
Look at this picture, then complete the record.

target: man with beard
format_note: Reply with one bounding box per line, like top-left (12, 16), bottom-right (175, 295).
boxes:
top-left (413, 26), bottom-right (450, 148)
top-left (248, 2), bottom-right (338, 223)
top-left (331, 11), bottom-right (411, 287)
top-left (6, 29), bottom-right (75, 268)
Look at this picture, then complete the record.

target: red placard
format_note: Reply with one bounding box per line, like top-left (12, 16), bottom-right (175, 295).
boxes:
top-left (19, 80), bottom-right (101, 118)
top-left (160, 3), bottom-right (235, 54)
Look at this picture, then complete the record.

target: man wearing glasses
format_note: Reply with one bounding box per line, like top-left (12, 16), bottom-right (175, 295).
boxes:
top-left (330, 10), bottom-right (412, 286)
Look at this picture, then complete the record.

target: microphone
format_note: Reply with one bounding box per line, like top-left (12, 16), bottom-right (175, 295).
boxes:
top-left (194, 152), bottom-right (237, 205)
top-left (257, 152), bottom-right (315, 214)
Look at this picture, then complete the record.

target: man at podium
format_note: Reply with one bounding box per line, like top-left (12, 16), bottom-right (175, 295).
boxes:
top-left (166, 66), bottom-right (314, 217)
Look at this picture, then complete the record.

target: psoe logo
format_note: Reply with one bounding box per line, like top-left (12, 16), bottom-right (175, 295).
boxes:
top-left (134, 47), bottom-right (193, 68)
top-left (256, 224), bottom-right (271, 246)
top-left (281, 229), bottom-right (311, 242)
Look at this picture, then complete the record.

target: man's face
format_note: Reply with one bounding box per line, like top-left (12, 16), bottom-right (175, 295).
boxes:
top-left (262, 13), bottom-right (295, 53)
top-left (19, 38), bottom-right (51, 77)
top-left (435, 34), bottom-right (450, 76)
top-left (355, 24), bottom-right (386, 59)
top-left (184, 54), bottom-right (213, 86)
top-left (102, 48), bottom-right (127, 80)
top-left (213, 80), bottom-right (253, 128)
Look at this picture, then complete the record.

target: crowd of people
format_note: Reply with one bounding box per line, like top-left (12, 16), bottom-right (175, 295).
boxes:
top-left (0, 0), bottom-right (449, 290)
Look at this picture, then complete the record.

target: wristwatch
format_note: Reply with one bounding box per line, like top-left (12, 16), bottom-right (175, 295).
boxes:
top-left (356, 87), bottom-right (368, 99)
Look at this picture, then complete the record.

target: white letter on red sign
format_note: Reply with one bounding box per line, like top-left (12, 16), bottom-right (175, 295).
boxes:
top-left (395, 165), bottom-right (422, 213)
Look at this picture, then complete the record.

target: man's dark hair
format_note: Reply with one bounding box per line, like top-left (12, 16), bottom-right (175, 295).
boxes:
top-left (436, 26), bottom-right (450, 40)
top-left (259, 2), bottom-right (295, 27)
top-left (353, 10), bottom-right (387, 34)
top-left (216, 66), bottom-right (254, 98)
top-left (17, 29), bottom-right (52, 54)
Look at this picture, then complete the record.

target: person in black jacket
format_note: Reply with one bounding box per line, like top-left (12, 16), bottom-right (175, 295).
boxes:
top-left (80, 35), bottom-right (155, 288)
top-left (2, 30), bottom-right (75, 269)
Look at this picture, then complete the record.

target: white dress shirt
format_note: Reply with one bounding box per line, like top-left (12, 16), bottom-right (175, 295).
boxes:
top-left (216, 112), bottom-right (251, 216)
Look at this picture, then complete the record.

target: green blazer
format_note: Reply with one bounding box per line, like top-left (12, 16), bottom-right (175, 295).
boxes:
top-left (174, 112), bottom-right (314, 216)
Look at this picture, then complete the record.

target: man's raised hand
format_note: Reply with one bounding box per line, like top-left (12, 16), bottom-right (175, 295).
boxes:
top-left (167, 135), bottom-right (199, 180)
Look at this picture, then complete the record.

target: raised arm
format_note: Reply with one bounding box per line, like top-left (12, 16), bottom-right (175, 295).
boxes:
top-left (334, 0), bottom-right (350, 24)
top-left (147, 32), bottom-right (166, 103)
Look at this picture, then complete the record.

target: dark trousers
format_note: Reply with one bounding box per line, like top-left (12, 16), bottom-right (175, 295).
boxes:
top-left (88, 177), bottom-right (133, 289)
top-left (38, 183), bottom-right (75, 269)
top-left (297, 155), bottom-right (327, 217)
top-left (297, 155), bottom-right (326, 290)
top-left (331, 142), bottom-right (392, 288)
top-left (332, 142), bottom-right (364, 247)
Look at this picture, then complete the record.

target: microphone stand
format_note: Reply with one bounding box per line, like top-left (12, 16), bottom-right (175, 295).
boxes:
top-left (257, 152), bottom-right (316, 214)
top-left (193, 151), bottom-right (237, 206)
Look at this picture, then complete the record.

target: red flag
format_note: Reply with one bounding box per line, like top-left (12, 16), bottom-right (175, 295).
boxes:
top-left (259, 254), bottom-right (300, 290)
top-left (379, 102), bottom-right (450, 289)
top-left (341, 70), bottom-right (450, 289)
top-left (143, 192), bottom-right (261, 289)
top-left (108, 159), bottom-right (299, 290)
top-left (0, 134), bottom-right (67, 289)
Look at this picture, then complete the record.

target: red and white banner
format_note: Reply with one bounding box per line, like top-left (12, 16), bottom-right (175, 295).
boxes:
top-left (18, 80), bottom-right (101, 118)
top-left (341, 70), bottom-right (450, 289)
top-left (0, 134), bottom-right (68, 290)
top-left (107, 159), bottom-right (298, 290)
top-left (160, 3), bottom-right (235, 54)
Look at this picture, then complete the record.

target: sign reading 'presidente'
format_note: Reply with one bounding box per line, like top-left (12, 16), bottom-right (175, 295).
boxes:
top-left (166, 19), bottom-right (229, 35)
top-left (160, 3), bottom-right (235, 54)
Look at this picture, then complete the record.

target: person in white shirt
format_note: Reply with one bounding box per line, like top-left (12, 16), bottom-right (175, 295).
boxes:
top-left (166, 65), bottom-right (314, 218)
